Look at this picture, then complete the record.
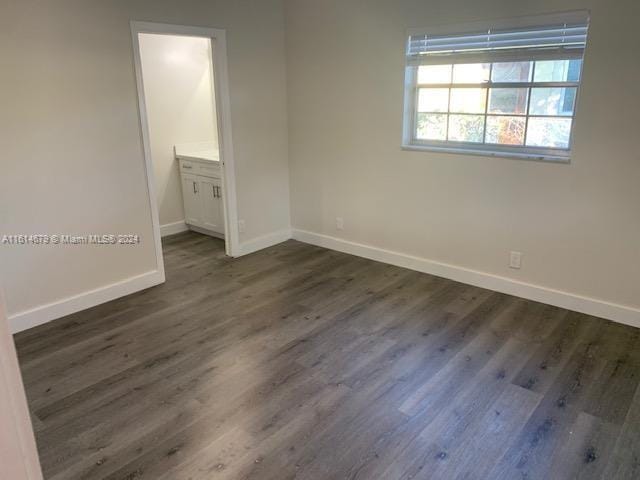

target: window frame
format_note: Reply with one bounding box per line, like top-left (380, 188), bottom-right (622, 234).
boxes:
top-left (401, 15), bottom-right (589, 162)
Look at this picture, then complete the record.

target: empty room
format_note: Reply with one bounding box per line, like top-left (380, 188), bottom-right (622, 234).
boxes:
top-left (1, 1), bottom-right (639, 479)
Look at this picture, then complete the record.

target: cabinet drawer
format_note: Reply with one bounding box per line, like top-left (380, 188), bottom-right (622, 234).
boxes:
top-left (198, 162), bottom-right (221, 178)
top-left (179, 160), bottom-right (197, 174)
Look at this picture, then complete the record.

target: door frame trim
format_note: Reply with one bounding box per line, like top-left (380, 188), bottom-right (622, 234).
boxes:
top-left (0, 291), bottom-right (43, 479)
top-left (130, 21), bottom-right (240, 263)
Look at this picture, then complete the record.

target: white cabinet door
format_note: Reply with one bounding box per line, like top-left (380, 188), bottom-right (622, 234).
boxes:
top-left (199, 176), bottom-right (224, 234)
top-left (181, 173), bottom-right (202, 227)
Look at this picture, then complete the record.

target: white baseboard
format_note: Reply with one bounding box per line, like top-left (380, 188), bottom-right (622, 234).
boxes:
top-left (292, 228), bottom-right (640, 329)
top-left (9, 270), bottom-right (165, 334)
top-left (238, 228), bottom-right (292, 257)
top-left (8, 226), bottom-right (291, 332)
top-left (12, 228), bottom-right (637, 334)
top-left (160, 221), bottom-right (189, 237)
top-left (188, 225), bottom-right (225, 240)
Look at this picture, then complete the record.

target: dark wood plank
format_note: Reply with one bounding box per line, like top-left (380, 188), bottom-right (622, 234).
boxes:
top-left (13, 231), bottom-right (640, 480)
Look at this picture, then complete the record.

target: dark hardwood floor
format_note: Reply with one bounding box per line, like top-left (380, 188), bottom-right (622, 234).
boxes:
top-left (14, 231), bottom-right (640, 479)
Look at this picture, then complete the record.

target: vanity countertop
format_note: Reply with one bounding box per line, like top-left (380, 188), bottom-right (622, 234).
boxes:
top-left (174, 142), bottom-right (219, 163)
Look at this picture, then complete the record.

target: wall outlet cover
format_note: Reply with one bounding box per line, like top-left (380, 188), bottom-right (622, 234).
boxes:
top-left (509, 251), bottom-right (522, 269)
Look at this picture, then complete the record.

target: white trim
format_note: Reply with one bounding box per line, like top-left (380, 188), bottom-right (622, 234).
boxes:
top-left (160, 221), bottom-right (189, 237)
top-left (130, 21), bottom-right (241, 262)
top-left (208, 29), bottom-right (241, 258)
top-left (0, 292), bottom-right (43, 480)
top-left (292, 229), bottom-right (640, 329)
top-left (401, 144), bottom-right (571, 163)
top-left (238, 229), bottom-right (292, 257)
top-left (8, 270), bottom-right (164, 334)
top-left (189, 225), bottom-right (224, 240)
top-left (7, 223), bottom-right (290, 333)
top-left (129, 24), bottom-right (166, 282)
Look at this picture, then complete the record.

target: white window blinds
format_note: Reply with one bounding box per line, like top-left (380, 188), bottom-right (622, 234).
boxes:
top-left (408, 18), bottom-right (589, 65)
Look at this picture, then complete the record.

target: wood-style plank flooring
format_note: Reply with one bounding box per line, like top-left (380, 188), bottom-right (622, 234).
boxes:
top-left (14, 232), bottom-right (640, 479)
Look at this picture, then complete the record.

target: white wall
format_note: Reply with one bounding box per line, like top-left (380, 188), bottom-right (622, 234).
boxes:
top-left (0, 0), bottom-right (291, 329)
top-left (285, 0), bottom-right (640, 320)
top-left (139, 33), bottom-right (217, 228)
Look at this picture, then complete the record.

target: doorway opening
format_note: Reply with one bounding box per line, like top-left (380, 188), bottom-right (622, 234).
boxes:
top-left (131, 22), bottom-right (240, 278)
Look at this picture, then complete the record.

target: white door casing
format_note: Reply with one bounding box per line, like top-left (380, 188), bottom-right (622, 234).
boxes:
top-left (0, 291), bottom-right (43, 480)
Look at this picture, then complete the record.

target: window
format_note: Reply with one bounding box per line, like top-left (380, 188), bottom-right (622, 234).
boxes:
top-left (402, 13), bottom-right (590, 161)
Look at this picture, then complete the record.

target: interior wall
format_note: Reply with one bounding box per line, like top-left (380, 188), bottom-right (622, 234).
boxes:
top-left (0, 0), bottom-right (290, 326)
top-left (285, 0), bottom-right (640, 313)
top-left (138, 33), bottom-right (217, 228)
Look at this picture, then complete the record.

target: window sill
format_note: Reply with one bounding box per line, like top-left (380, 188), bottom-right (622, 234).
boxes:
top-left (401, 144), bottom-right (571, 163)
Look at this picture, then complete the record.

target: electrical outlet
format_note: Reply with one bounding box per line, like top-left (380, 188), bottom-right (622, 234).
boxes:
top-left (509, 251), bottom-right (522, 269)
top-left (238, 220), bottom-right (246, 233)
top-left (336, 217), bottom-right (344, 231)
